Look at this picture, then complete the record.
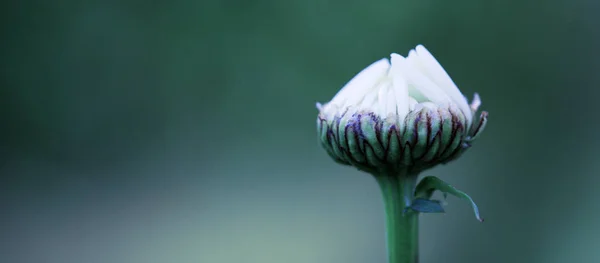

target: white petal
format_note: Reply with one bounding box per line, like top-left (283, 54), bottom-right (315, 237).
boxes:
top-left (358, 87), bottom-right (378, 110)
top-left (408, 97), bottom-right (418, 111)
top-left (329, 58), bottom-right (390, 108)
top-left (377, 81), bottom-right (389, 117)
top-left (385, 85), bottom-right (396, 117)
top-left (470, 93), bottom-right (481, 113)
top-left (419, 101), bottom-right (438, 109)
top-left (389, 56), bottom-right (409, 122)
top-left (395, 51), bottom-right (450, 104)
top-left (414, 45), bottom-right (472, 124)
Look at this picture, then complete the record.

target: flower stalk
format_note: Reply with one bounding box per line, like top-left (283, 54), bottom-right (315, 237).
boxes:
top-left (375, 171), bottom-right (419, 263)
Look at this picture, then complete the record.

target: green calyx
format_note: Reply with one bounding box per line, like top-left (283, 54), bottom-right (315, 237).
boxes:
top-left (317, 106), bottom-right (488, 176)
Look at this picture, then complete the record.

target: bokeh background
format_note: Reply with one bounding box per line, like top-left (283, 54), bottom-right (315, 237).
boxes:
top-left (2, 0), bottom-right (600, 262)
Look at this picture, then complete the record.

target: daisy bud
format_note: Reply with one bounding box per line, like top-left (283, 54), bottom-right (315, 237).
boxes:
top-left (317, 45), bottom-right (487, 175)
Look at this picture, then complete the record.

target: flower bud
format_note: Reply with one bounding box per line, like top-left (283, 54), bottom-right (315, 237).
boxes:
top-left (317, 45), bottom-right (487, 175)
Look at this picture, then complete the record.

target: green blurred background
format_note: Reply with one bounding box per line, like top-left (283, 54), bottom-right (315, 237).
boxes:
top-left (2, 0), bottom-right (599, 262)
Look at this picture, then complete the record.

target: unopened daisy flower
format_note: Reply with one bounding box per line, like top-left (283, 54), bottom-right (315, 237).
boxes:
top-left (316, 45), bottom-right (488, 263)
top-left (317, 45), bottom-right (487, 176)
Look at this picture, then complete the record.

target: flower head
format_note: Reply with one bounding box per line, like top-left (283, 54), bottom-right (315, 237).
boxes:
top-left (317, 45), bottom-right (487, 175)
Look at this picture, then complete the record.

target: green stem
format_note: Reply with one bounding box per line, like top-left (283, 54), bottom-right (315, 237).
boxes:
top-left (375, 171), bottom-right (419, 263)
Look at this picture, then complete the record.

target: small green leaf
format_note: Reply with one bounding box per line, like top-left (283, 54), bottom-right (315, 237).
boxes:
top-left (406, 198), bottom-right (445, 214)
top-left (415, 176), bottom-right (484, 222)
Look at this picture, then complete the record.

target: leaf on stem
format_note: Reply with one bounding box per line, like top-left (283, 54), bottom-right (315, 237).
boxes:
top-left (414, 176), bottom-right (484, 222)
top-left (406, 198), bottom-right (445, 214)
